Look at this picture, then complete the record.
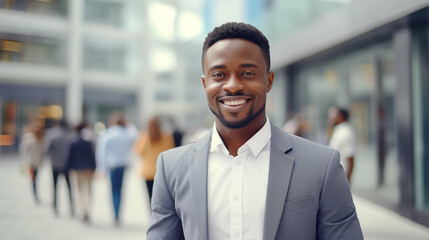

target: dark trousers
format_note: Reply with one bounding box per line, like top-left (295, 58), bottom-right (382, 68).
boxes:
top-left (146, 180), bottom-right (154, 202)
top-left (52, 169), bottom-right (73, 212)
top-left (29, 167), bottom-right (38, 201)
top-left (110, 166), bottom-right (125, 221)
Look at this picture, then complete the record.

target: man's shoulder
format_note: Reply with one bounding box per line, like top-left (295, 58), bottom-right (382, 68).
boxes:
top-left (274, 125), bottom-right (336, 163)
top-left (155, 142), bottom-right (202, 182)
top-left (336, 122), bottom-right (354, 133)
top-left (73, 137), bottom-right (92, 146)
top-left (45, 127), bottom-right (61, 141)
top-left (161, 142), bottom-right (198, 161)
top-left (290, 133), bottom-right (332, 152)
top-left (272, 122), bottom-right (332, 151)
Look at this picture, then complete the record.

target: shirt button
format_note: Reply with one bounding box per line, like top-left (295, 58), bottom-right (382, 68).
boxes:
top-left (234, 195), bottom-right (239, 201)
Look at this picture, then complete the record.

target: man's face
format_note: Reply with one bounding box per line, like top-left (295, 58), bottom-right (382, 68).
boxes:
top-left (202, 39), bottom-right (273, 129)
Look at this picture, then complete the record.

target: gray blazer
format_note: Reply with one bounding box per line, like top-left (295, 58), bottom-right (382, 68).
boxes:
top-left (147, 122), bottom-right (363, 240)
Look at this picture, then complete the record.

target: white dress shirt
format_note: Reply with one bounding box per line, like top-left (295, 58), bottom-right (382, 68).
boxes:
top-left (208, 120), bottom-right (271, 240)
top-left (329, 122), bottom-right (356, 171)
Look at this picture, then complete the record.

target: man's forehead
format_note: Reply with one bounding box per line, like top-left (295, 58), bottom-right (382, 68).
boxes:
top-left (207, 38), bottom-right (259, 51)
top-left (202, 38), bottom-right (267, 72)
top-left (204, 39), bottom-right (263, 61)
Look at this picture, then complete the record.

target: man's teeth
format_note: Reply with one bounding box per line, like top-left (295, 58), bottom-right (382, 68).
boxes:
top-left (223, 99), bottom-right (246, 106)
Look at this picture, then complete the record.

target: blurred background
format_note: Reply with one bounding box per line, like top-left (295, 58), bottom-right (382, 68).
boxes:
top-left (1, 0), bottom-right (429, 239)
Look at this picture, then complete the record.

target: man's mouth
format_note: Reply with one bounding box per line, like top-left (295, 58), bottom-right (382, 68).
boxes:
top-left (222, 99), bottom-right (247, 106)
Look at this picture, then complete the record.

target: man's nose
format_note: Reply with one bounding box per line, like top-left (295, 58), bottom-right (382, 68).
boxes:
top-left (223, 75), bottom-right (244, 93)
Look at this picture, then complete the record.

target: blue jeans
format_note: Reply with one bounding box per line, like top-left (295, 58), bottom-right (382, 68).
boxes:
top-left (110, 166), bottom-right (125, 221)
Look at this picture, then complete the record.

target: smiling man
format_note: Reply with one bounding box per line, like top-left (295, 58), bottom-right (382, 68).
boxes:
top-left (147, 22), bottom-right (363, 240)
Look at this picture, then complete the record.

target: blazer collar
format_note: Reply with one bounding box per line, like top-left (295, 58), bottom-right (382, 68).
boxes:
top-left (190, 130), bottom-right (212, 239)
top-left (270, 120), bottom-right (293, 153)
top-left (263, 122), bottom-right (295, 240)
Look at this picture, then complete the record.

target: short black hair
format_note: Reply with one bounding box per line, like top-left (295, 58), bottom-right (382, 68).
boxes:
top-left (202, 22), bottom-right (270, 71)
top-left (75, 121), bottom-right (88, 134)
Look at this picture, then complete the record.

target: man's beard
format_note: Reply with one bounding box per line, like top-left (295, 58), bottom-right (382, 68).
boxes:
top-left (209, 103), bottom-right (265, 129)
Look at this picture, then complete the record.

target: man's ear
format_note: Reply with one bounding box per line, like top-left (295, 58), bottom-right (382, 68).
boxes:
top-left (266, 71), bottom-right (274, 92)
top-left (201, 75), bottom-right (206, 88)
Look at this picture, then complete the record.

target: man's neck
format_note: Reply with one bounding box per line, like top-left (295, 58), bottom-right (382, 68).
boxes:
top-left (215, 117), bottom-right (267, 157)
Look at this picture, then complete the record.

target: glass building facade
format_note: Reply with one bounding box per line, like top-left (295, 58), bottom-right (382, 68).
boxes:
top-left (0, 0), bottom-right (208, 153)
top-left (0, 0), bottom-right (143, 152)
top-left (261, 0), bottom-right (429, 227)
top-left (412, 23), bottom-right (429, 213)
top-left (292, 40), bottom-right (398, 202)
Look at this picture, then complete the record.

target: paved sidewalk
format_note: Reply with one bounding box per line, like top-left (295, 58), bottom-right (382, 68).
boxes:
top-left (0, 155), bottom-right (151, 240)
top-left (1, 154), bottom-right (429, 239)
top-left (355, 196), bottom-right (429, 240)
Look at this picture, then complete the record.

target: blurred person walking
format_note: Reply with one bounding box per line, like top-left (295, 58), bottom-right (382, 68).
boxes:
top-left (283, 112), bottom-right (309, 138)
top-left (67, 122), bottom-right (96, 223)
top-left (43, 119), bottom-right (75, 216)
top-left (328, 106), bottom-right (356, 183)
top-left (96, 112), bottom-right (137, 226)
top-left (19, 120), bottom-right (44, 204)
top-left (169, 117), bottom-right (184, 147)
top-left (135, 116), bottom-right (175, 203)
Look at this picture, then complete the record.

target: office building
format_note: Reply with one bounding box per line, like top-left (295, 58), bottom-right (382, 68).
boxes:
top-left (260, 0), bottom-right (429, 227)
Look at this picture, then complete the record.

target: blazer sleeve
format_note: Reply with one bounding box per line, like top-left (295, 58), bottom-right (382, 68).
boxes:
top-left (146, 153), bottom-right (185, 240)
top-left (316, 150), bottom-right (364, 240)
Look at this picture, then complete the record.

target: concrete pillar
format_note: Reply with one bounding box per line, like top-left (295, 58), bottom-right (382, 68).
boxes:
top-left (174, 2), bottom-right (186, 128)
top-left (138, 0), bottom-right (154, 125)
top-left (394, 25), bottom-right (414, 210)
top-left (66, 0), bottom-right (83, 126)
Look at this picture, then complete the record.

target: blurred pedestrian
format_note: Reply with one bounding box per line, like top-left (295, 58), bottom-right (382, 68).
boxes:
top-left (19, 119), bottom-right (44, 204)
top-left (43, 119), bottom-right (75, 216)
top-left (283, 112), bottom-right (309, 138)
top-left (67, 122), bottom-right (96, 223)
top-left (96, 111), bottom-right (137, 225)
top-left (169, 117), bottom-right (183, 147)
top-left (377, 107), bottom-right (387, 187)
top-left (328, 106), bottom-right (356, 183)
top-left (135, 116), bottom-right (175, 202)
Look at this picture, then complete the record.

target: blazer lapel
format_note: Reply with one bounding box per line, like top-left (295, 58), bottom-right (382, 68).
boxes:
top-left (189, 131), bottom-right (212, 239)
top-left (263, 123), bottom-right (295, 240)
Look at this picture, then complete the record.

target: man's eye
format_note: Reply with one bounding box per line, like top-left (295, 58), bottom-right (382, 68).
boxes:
top-left (242, 71), bottom-right (255, 77)
top-left (212, 73), bottom-right (225, 78)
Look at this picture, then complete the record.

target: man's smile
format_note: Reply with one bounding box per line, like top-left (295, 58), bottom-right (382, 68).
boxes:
top-left (218, 96), bottom-right (252, 108)
top-left (223, 99), bottom-right (247, 106)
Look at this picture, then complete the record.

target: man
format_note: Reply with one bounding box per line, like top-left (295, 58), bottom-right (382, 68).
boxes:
top-left (43, 120), bottom-right (75, 216)
top-left (96, 111), bottom-right (137, 225)
top-left (67, 122), bottom-right (97, 223)
top-left (147, 22), bottom-right (363, 240)
top-left (328, 107), bottom-right (356, 183)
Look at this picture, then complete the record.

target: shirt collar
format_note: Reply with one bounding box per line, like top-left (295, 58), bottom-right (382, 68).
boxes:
top-left (210, 123), bottom-right (229, 156)
top-left (210, 117), bottom-right (271, 157)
